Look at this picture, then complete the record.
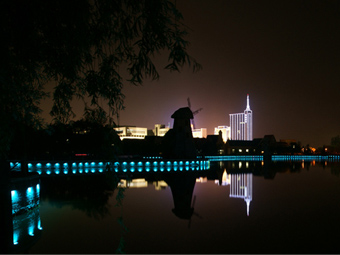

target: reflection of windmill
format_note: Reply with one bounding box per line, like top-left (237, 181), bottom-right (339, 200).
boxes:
top-left (188, 195), bottom-right (203, 229)
top-left (187, 97), bottom-right (203, 130)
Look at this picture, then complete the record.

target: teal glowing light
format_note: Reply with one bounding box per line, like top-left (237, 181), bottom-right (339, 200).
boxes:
top-left (186, 166), bottom-right (189, 171)
top-left (99, 168), bottom-right (103, 173)
top-left (11, 190), bottom-right (19, 203)
top-left (79, 169), bottom-right (83, 174)
top-left (38, 219), bottom-right (43, 230)
top-left (160, 167), bottom-right (164, 172)
top-left (153, 167), bottom-right (158, 172)
top-left (13, 230), bottom-right (19, 245)
top-left (63, 170), bottom-right (68, 174)
top-left (146, 167), bottom-right (150, 172)
top-left (85, 162), bottom-right (89, 167)
top-left (79, 162), bottom-right (83, 167)
top-left (46, 163), bottom-right (51, 167)
top-left (36, 163), bottom-right (42, 167)
top-left (91, 169), bottom-right (95, 173)
top-left (185, 161), bottom-right (189, 165)
top-left (91, 162), bottom-right (95, 166)
top-left (47, 170), bottom-right (51, 175)
top-left (55, 170), bottom-right (60, 174)
top-left (138, 167), bottom-right (143, 172)
top-left (72, 162), bottom-right (77, 167)
top-left (138, 161), bottom-right (143, 166)
top-left (28, 224), bottom-right (34, 236)
top-left (55, 163), bottom-right (60, 167)
top-left (167, 161), bottom-right (171, 165)
top-left (63, 163), bottom-right (68, 167)
top-left (130, 162), bottom-right (135, 166)
top-left (130, 168), bottom-right (135, 172)
top-left (146, 161), bottom-right (150, 166)
top-left (28, 163), bottom-right (32, 168)
top-left (99, 162), bottom-right (103, 166)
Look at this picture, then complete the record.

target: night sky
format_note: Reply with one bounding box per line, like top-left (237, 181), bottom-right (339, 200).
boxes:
top-left (43, 0), bottom-right (340, 148)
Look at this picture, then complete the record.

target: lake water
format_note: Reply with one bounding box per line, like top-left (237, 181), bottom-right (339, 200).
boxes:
top-left (11, 159), bottom-right (340, 254)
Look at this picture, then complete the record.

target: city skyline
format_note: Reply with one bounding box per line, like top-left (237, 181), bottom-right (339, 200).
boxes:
top-left (40, 0), bottom-right (340, 149)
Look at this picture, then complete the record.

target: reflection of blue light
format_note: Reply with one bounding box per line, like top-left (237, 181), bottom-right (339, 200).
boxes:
top-left (28, 163), bottom-right (32, 168)
top-left (79, 162), bottom-right (83, 167)
top-left (55, 163), bottom-right (60, 168)
top-left (55, 170), bottom-right (60, 174)
top-left (36, 163), bottom-right (42, 167)
top-left (138, 167), bottom-right (143, 172)
top-left (10, 162), bottom-right (14, 168)
top-left (79, 169), bottom-right (83, 174)
top-left (179, 167), bottom-right (183, 171)
top-left (114, 162), bottom-right (119, 166)
top-left (28, 224), bottom-right (34, 236)
top-left (11, 190), bottom-right (19, 203)
top-left (153, 167), bottom-right (157, 172)
top-left (37, 170), bottom-right (42, 175)
top-left (63, 170), bottom-right (68, 174)
top-left (185, 161), bottom-right (189, 165)
top-left (46, 163), bottom-right (51, 167)
top-left (13, 230), bottom-right (19, 245)
top-left (85, 162), bottom-right (89, 167)
top-left (146, 161), bottom-right (150, 166)
top-left (130, 162), bottom-right (135, 166)
top-left (174, 167), bottom-right (177, 171)
top-left (153, 161), bottom-right (157, 166)
top-left (91, 162), bottom-right (95, 166)
top-left (167, 167), bottom-right (171, 172)
top-left (174, 161), bottom-right (178, 165)
top-left (85, 169), bottom-right (89, 173)
top-left (91, 169), bottom-right (95, 173)
top-left (63, 163), bottom-right (68, 167)
top-left (123, 162), bottom-right (127, 166)
top-left (99, 162), bottom-right (103, 166)
top-left (186, 166), bottom-right (189, 171)
top-left (138, 161), bottom-right (143, 166)
top-left (146, 167), bottom-right (150, 172)
top-left (72, 162), bottom-right (77, 167)
top-left (123, 169), bottom-right (127, 172)
top-left (160, 167), bottom-right (164, 172)
top-left (38, 219), bottom-right (43, 230)
top-left (130, 168), bottom-right (135, 172)
top-left (167, 161), bottom-right (171, 165)
top-left (99, 168), bottom-right (103, 173)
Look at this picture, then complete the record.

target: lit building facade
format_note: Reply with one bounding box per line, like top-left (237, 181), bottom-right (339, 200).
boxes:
top-left (214, 126), bottom-right (231, 143)
top-left (114, 126), bottom-right (148, 140)
top-left (192, 128), bottom-right (207, 138)
top-left (153, 124), bottom-right (170, 136)
top-left (229, 94), bottom-right (253, 140)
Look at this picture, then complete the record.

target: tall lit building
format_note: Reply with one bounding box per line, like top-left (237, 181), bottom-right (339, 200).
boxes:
top-left (229, 94), bottom-right (253, 140)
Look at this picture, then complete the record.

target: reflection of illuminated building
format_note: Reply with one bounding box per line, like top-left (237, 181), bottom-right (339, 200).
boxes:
top-left (118, 179), bottom-right (169, 190)
top-left (118, 179), bottom-right (148, 188)
top-left (229, 94), bottom-right (253, 141)
top-left (229, 173), bottom-right (253, 216)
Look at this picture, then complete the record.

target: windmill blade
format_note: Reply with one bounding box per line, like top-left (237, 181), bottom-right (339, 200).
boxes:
top-left (187, 97), bottom-right (191, 109)
top-left (192, 108), bottom-right (203, 116)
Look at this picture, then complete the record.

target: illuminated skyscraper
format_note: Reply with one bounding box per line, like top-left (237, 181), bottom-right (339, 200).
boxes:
top-left (229, 173), bottom-right (253, 216)
top-left (229, 94), bottom-right (253, 140)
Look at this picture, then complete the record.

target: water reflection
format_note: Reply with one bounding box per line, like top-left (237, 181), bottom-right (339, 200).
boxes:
top-left (9, 158), bottom-right (340, 253)
top-left (10, 176), bottom-right (42, 253)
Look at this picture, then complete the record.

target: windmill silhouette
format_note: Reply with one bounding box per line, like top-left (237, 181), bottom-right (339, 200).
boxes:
top-left (187, 97), bottom-right (203, 130)
top-left (188, 195), bottom-right (203, 229)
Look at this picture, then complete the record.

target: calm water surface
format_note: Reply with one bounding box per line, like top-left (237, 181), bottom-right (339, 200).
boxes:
top-left (18, 160), bottom-right (340, 253)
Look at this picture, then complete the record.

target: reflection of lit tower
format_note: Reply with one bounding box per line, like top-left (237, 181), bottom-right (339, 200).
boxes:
top-left (230, 94), bottom-right (253, 140)
top-left (229, 173), bottom-right (253, 216)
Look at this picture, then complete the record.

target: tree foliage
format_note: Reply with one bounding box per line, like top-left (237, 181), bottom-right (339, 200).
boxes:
top-left (0, 0), bottom-right (200, 157)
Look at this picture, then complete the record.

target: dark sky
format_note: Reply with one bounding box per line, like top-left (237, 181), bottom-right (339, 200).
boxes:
top-left (120, 0), bottom-right (340, 148)
top-left (43, 0), bottom-right (340, 148)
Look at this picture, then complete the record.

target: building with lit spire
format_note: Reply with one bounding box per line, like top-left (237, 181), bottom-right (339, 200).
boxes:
top-left (229, 94), bottom-right (253, 140)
